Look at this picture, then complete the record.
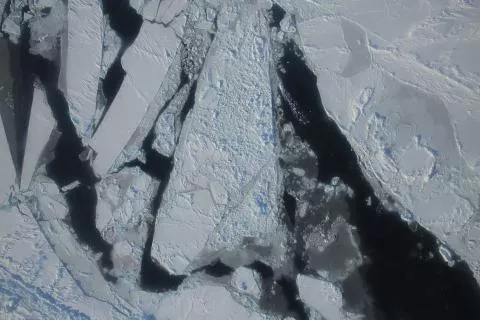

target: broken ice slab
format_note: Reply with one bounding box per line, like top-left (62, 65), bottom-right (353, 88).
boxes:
top-left (0, 107), bottom-right (15, 198)
top-left (151, 1), bottom-right (281, 275)
top-left (128, 0), bottom-right (159, 19)
top-left (64, 0), bottom-right (103, 137)
top-left (140, 0), bottom-right (160, 21)
top-left (230, 267), bottom-right (262, 300)
top-left (26, 0), bottom-right (66, 61)
top-left (154, 284), bottom-right (265, 320)
top-left (95, 166), bottom-right (154, 244)
top-left (20, 85), bottom-right (55, 190)
top-left (297, 275), bottom-right (350, 320)
top-left (36, 219), bottom-right (142, 318)
top-left (90, 16), bottom-right (186, 176)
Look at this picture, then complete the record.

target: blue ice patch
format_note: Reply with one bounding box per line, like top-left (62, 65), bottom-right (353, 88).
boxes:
top-left (241, 281), bottom-right (248, 290)
top-left (255, 194), bottom-right (268, 216)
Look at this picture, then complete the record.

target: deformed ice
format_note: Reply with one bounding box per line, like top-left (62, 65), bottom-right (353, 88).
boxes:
top-left (21, 85), bottom-right (55, 190)
top-left (151, 0), bottom-right (282, 275)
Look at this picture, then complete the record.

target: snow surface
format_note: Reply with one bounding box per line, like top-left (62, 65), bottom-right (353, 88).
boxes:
top-left (2, 0), bottom-right (480, 319)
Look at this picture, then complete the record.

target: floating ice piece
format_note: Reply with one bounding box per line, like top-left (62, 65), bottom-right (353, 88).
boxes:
top-left (438, 243), bottom-right (456, 267)
top-left (151, 1), bottom-right (280, 275)
top-left (20, 85), bottom-right (55, 190)
top-left (231, 267), bottom-right (262, 299)
top-left (340, 19), bottom-right (371, 77)
top-left (90, 16), bottom-right (185, 176)
top-left (297, 275), bottom-right (346, 320)
top-left (28, 0), bottom-right (66, 61)
top-left (1, 11), bottom-right (22, 43)
top-left (0, 205), bottom-right (127, 320)
top-left (60, 180), bottom-right (80, 192)
top-left (64, 0), bottom-right (103, 137)
top-left (128, 0), bottom-right (188, 23)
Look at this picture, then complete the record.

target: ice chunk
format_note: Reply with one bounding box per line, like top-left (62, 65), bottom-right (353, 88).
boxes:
top-left (90, 16), bottom-right (186, 176)
top-left (297, 275), bottom-right (346, 320)
top-left (151, 1), bottom-right (281, 275)
top-left (28, 0), bottom-right (66, 60)
top-left (156, 0), bottom-right (188, 24)
top-left (20, 85), bottom-right (55, 190)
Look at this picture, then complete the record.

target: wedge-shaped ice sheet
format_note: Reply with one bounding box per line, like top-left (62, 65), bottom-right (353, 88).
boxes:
top-left (91, 17), bottom-right (185, 176)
